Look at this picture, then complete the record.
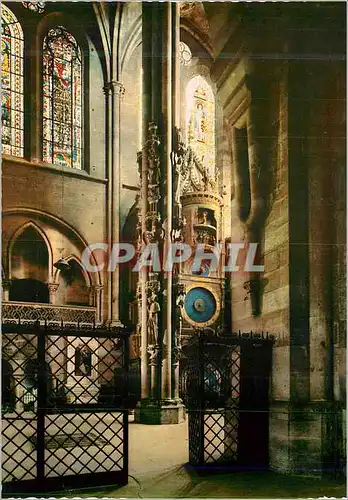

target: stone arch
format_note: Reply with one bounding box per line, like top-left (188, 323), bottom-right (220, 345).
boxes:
top-left (54, 256), bottom-right (91, 306)
top-left (3, 208), bottom-right (103, 287)
top-left (120, 15), bottom-right (141, 76)
top-left (53, 254), bottom-right (92, 287)
top-left (179, 2), bottom-right (212, 57)
top-left (8, 222), bottom-right (51, 303)
top-left (7, 220), bottom-right (53, 280)
top-left (120, 201), bottom-right (140, 324)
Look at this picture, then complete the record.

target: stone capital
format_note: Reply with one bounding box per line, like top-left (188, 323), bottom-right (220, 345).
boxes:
top-left (47, 282), bottom-right (60, 294)
top-left (147, 344), bottom-right (161, 365)
top-left (2, 279), bottom-right (12, 291)
top-left (103, 80), bottom-right (125, 98)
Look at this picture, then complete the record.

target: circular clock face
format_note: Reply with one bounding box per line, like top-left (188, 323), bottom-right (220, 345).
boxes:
top-left (193, 298), bottom-right (206, 312)
top-left (184, 287), bottom-right (217, 324)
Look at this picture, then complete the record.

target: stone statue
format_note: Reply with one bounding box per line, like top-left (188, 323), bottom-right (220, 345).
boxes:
top-left (147, 291), bottom-right (160, 345)
top-left (75, 345), bottom-right (92, 376)
top-left (135, 207), bottom-right (142, 252)
top-left (171, 128), bottom-right (188, 206)
top-left (171, 216), bottom-right (187, 243)
top-left (202, 211), bottom-right (208, 225)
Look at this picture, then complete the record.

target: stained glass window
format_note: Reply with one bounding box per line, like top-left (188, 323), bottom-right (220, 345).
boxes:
top-left (179, 41), bottom-right (192, 66)
top-left (1, 5), bottom-right (24, 157)
top-left (186, 76), bottom-right (215, 176)
top-left (22, 1), bottom-right (45, 14)
top-left (43, 26), bottom-right (82, 169)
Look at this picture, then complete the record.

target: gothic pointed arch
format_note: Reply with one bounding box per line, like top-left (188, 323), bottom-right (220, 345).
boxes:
top-left (92, 2), bottom-right (111, 81)
top-left (55, 257), bottom-right (90, 306)
top-left (180, 2), bottom-right (212, 57)
top-left (120, 12), bottom-right (142, 75)
top-left (8, 223), bottom-right (50, 303)
top-left (53, 254), bottom-right (92, 287)
top-left (1, 4), bottom-right (24, 157)
top-left (3, 208), bottom-right (103, 287)
top-left (120, 201), bottom-right (140, 324)
top-left (8, 221), bottom-right (53, 278)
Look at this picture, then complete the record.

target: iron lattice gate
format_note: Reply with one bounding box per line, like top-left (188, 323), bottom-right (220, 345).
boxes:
top-left (2, 320), bottom-right (131, 495)
top-left (181, 331), bottom-right (274, 471)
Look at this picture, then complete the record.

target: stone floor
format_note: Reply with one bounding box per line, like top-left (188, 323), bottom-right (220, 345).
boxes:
top-left (70, 418), bottom-right (346, 499)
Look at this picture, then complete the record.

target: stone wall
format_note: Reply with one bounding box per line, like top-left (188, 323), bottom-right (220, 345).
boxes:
top-left (2, 161), bottom-right (106, 246)
top-left (213, 3), bottom-right (346, 474)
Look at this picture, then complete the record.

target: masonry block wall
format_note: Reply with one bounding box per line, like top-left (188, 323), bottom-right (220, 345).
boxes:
top-left (222, 4), bottom-right (346, 474)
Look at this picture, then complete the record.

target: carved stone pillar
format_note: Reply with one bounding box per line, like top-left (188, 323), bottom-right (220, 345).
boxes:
top-left (135, 2), bottom-right (184, 424)
top-left (104, 80), bottom-right (125, 326)
top-left (47, 282), bottom-right (59, 305)
top-left (172, 281), bottom-right (186, 400)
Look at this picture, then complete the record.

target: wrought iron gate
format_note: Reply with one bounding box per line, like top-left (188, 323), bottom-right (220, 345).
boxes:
top-left (181, 330), bottom-right (274, 471)
top-left (2, 320), bottom-right (131, 495)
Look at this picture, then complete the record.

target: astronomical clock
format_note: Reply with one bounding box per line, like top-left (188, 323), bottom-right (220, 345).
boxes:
top-left (171, 127), bottom-right (224, 341)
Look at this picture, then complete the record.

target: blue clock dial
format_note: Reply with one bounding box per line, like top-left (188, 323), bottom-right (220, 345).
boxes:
top-left (184, 287), bottom-right (216, 323)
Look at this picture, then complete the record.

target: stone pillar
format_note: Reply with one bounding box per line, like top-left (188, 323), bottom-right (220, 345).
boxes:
top-left (104, 80), bottom-right (125, 326)
top-left (135, 2), bottom-right (184, 424)
top-left (2, 279), bottom-right (12, 302)
top-left (269, 55), bottom-right (343, 476)
top-left (47, 282), bottom-right (59, 305)
top-left (89, 285), bottom-right (103, 323)
top-left (172, 282), bottom-right (185, 400)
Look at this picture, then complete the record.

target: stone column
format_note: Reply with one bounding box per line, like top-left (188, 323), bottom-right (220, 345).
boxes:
top-left (270, 56), bottom-right (312, 472)
top-left (104, 80), bottom-right (125, 326)
top-left (47, 283), bottom-right (59, 305)
top-left (89, 285), bottom-right (103, 323)
top-left (2, 279), bottom-right (12, 302)
top-left (135, 2), bottom-right (184, 424)
top-left (172, 282), bottom-right (186, 400)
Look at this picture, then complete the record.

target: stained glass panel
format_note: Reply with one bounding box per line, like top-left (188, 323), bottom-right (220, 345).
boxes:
top-left (22, 1), bottom-right (45, 14)
top-left (179, 41), bottom-right (192, 66)
top-left (1, 5), bottom-right (24, 157)
top-left (186, 76), bottom-right (215, 176)
top-left (43, 26), bottom-right (82, 169)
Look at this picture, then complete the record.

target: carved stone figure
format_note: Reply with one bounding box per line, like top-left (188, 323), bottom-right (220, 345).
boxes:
top-left (175, 283), bottom-right (186, 309)
top-left (147, 291), bottom-right (160, 345)
top-left (143, 213), bottom-right (164, 244)
top-left (75, 345), bottom-right (92, 376)
top-left (201, 211), bottom-right (208, 225)
top-left (147, 344), bottom-right (160, 365)
top-left (171, 216), bottom-right (187, 243)
top-left (172, 283), bottom-right (186, 366)
top-left (145, 122), bottom-right (161, 205)
top-left (135, 207), bottom-right (142, 252)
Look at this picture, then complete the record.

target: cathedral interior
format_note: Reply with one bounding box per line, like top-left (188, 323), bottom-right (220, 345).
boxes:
top-left (1, 0), bottom-right (346, 493)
